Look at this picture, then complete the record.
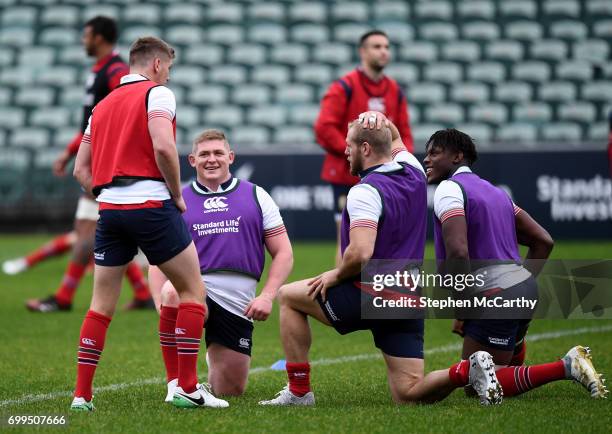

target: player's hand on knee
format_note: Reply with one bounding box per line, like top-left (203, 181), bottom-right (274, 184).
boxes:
top-left (358, 111), bottom-right (389, 130)
top-left (244, 294), bottom-right (273, 321)
top-left (307, 269), bottom-right (340, 302)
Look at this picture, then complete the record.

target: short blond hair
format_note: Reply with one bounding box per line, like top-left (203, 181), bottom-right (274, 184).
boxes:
top-left (348, 121), bottom-right (392, 156)
top-left (129, 36), bottom-right (175, 66)
top-left (191, 129), bottom-right (230, 154)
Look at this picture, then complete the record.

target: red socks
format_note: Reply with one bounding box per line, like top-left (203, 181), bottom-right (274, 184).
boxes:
top-left (125, 262), bottom-right (151, 301)
top-left (55, 261), bottom-right (88, 306)
top-left (175, 303), bottom-right (206, 393)
top-left (496, 361), bottom-right (567, 397)
top-left (286, 362), bottom-right (311, 396)
top-left (448, 360), bottom-right (470, 387)
top-left (75, 310), bottom-right (112, 401)
top-left (159, 306), bottom-right (179, 382)
top-left (26, 233), bottom-right (73, 267)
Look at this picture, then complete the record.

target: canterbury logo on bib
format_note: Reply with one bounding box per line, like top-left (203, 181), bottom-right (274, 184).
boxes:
top-left (203, 197), bottom-right (228, 211)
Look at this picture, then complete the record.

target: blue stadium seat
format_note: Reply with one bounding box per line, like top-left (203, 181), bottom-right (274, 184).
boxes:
top-left (41, 6), bottom-right (78, 26)
top-left (0, 67), bottom-right (34, 86)
top-left (53, 127), bottom-right (76, 148)
top-left (539, 81), bottom-right (576, 102)
top-left (335, 23), bottom-right (371, 44)
top-left (495, 81), bottom-right (533, 102)
top-left (271, 43), bottom-right (309, 65)
top-left (400, 42), bottom-right (437, 63)
top-left (289, 104), bottom-right (320, 125)
top-left (486, 40), bottom-right (524, 61)
top-left (407, 82), bottom-right (446, 103)
top-left (415, 1), bottom-right (453, 20)
top-left (0, 28), bottom-right (34, 46)
top-left (177, 105), bottom-right (200, 128)
top-left (18, 47), bottom-right (55, 67)
top-left (420, 22), bottom-right (458, 41)
top-left (0, 108), bottom-right (25, 129)
top-left (379, 22), bottom-right (413, 42)
top-left (456, 123), bottom-right (493, 145)
top-left (409, 105), bottom-right (420, 124)
top-left (543, 0), bottom-right (581, 18)
top-left (289, 3), bottom-right (326, 23)
top-left (16, 86), bottom-right (54, 106)
top-left (462, 21), bottom-right (501, 40)
top-left (1, 6), bottom-right (37, 25)
top-left (249, 3), bottom-right (285, 22)
top-left (165, 25), bottom-right (203, 45)
top-left (295, 64), bottom-right (333, 85)
top-left (168, 65), bottom-right (206, 86)
top-left (412, 124), bottom-right (445, 147)
top-left (252, 65), bottom-right (291, 85)
top-left (0, 149), bottom-right (29, 204)
top-left (556, 61), bottom-right (593, 81)
top-left (228, 44), bottom-right (267, 66)
top-left (335, 64), bottom-right (356, 78)
top-left (313, 43), bottom-right (352, 65)
top-left (374, 2), bottom-right (409, 20)
top-left (496, 123), bottom-right (538, 142)
top-left (10, 129), bottom-right (50, 148)
top-left (573, 40), bottom-right (609, 62)
top-left (0, 47), bottom-right (14, 67)
top-left (457, 1), bottom-right (496, 20)
top-left (588, 123), bottom-right (608, 141)
top-left (30, 107), bottom-right (71, 128)
top-left (165, 4), bottom-right (203, 24)
top-left (249, 24), bottom-right (287, 44)
top-left (505, 21), bottom-right (543, 40)
top-left (203, 106), bottom-right (244, 127)
top-left (248, 105), bottom-right (287, 126)
top-left (184, 45), bottom-right (224, 66)
top-left (559, 102), bottom-right (596, 123)
top-left (513, 61), bottom-right (551, 82)
top-left (209, 65), bottom-right (247, 85)
top-left (467, 61), bottom-right (506, 82)
top-left (593, 20), bottom-right (612, 38)
top-left (273, 126), bottom-right (314, 145)
top-left (187, 85), bottom-right (227, 105)
top-left (469, 103), bottom-right (508, 124)
top-left (424, 61), bottom-right (462, 83)
top-left (499, 1), bottom-right (537, 18)
top-left (582, 82), bottom-right (612, 101)
top-left (451, 82), bottom-right (490, 103)
top-left (230, 125), bottom-right (270, 145)
top-left (513, 102), bottom-right (553, 122)
top-left (385, 64), bottom-right (418, 85)
top-left (530, 39), bottom-right (568, 61)
top-left (587, 1), bottom-right (612, 16)
top-left (291, 24), bottom-right (330, 44)
top-left (541, 122), bottom-right (582, 141)
top-left (425, 103), bottom-right (464, 124)
top-left (82, 5), bottom-right (119, 21)
top-left (276, 84), bottom-right (314, 104)
top-left (331, 2), bottom-right (368, 22)
top-left (124, 4), bottom-right (160, 24)
top-left (442, 41), bottom-right (480, 62)
top-left (208, 3), bottom-right (243, 23)
top-left (550, 20), bottom-right (588, 40)
top-left (59, 45), bottom-right (90, 66)
top-left (232, 84), bottom-right (271, 105)
top-left (39, 28), bottom-right (79, 46)
top-left (0, 88), bottom-right (11, 106)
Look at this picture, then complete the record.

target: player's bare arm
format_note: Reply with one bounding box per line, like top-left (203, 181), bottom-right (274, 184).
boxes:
top-left (73, 135), bottom-right (93, 194)
top-left (148, 116), bottom-right (185, 212)
top-left (244, 230), bottom-right (293, 321)
top-left (308, 226), bottom-right (376, 301)
top-left (515, 208), bottom-right (554, 276)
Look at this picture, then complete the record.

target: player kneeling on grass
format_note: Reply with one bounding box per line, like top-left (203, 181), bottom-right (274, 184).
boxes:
top-left (260, 113), bottom-right (503, 407)
top-left (149, 129), bottom-right (293, 401)
top-left (423, 127), bottom-right (607, 399)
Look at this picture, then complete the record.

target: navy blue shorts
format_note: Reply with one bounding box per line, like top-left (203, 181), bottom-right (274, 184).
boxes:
top-left (205, 296), bottom-right (254, 356)
top-left (94, 200), bottom-right (192, 266)
top-left (317, 280), bottom-right (424, 359)
top-left (331, 183), bottom-right (351, 216)
top-left (463, 277), bottom-right (537, 351)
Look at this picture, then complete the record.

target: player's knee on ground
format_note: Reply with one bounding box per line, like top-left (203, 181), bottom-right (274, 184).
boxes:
top-left (210, 375), bottom-right (247, 397)
top-left (160, 281), bottom-right (180, 307)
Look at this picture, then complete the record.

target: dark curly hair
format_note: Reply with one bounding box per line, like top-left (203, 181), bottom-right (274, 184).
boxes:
top-left (85, 16), bottom-right (118, 44)
top-left (426, 128), bottom-right (478, 166)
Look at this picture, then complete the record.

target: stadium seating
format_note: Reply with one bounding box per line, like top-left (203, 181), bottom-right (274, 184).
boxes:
top-left (0, 0), bottom-right (609, 155)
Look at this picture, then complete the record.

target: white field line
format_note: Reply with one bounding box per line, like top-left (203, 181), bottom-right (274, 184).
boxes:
top-left (1, 324), bottom-right (611, 408)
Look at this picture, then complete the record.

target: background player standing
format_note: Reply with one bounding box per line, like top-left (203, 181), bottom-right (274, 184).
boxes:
top-left (22, 16), bottom-right (153, 313)
top-left (314, 30), bottom-right (413, 266)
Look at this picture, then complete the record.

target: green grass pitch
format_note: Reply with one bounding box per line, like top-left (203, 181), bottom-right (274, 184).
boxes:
top-left (0, 235), bottom-right (611, 433)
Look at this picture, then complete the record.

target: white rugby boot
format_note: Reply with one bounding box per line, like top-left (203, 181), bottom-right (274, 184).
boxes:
top-left (469, 351), bottom-right (503, 405)
top-left (258, 385), bottom-right (315, 406)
